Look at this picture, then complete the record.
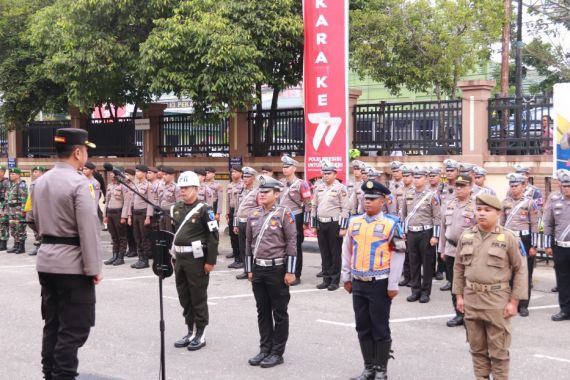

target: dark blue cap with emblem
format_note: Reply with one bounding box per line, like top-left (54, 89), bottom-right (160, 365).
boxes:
top-left (361, 180), bottom-right (390, 199)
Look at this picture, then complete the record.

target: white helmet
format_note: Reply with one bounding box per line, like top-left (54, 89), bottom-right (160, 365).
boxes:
top-left (177, 171), bottom-right (200, 187)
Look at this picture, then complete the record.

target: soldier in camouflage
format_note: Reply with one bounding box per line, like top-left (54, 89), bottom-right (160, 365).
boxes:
top-left (7, 168), bottom-right (28, 254)
top-left (0, 165), bottom-right (10, 251)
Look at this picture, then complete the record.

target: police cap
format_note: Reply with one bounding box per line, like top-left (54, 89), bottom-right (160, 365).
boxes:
top-left (455, 175), bottom-right (473, 185)
top-left (282, 155), bottom-right (299, 167)
top-left (506, 172), bottom-right (525, 185)
top-left (135, 164), bottom-right (149, 173)
top-left (443, 159), bottom-right (460, 170)
top-left (161, 166), bottom-right (175, 175)
top-left (125, 168), bottom-right (135, 176)
top-left (558, 170), bottom-right (570, 185)
top-left (258, 175), bottom-right (283, 192)
top-left (390, 161), bottom-right (403, 171)
top-left (400, 165), bottom-right (413, 175)
top-left (428, 166), bottom-right (441, 175)
top-left (321, 160), bottom-right (337, 173)
top-left (513, 164), bottom-right (530, 174)
top-left (473, 166), bottom-right (487, 176)
top-left (84, 161), bottom-right (96, 170)
top-left (361, 180), bottom-right (391, 199)
top-left (242, 166), bottom-right (257, 177)
top-left (54, 128), bottom-right (96, 149)
top-left (413, 166), bottom-right (428, 177)
top-left (148, 166), bottom-right (159, 173)
top-left (194, 167), bottom-right (206, 176)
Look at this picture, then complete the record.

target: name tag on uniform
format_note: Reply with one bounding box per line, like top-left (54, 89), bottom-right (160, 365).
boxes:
top-left (192, 241), bottom-right (204, 258)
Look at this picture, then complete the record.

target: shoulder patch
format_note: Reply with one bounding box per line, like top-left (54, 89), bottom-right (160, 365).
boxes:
top-left (496, 233), bottom-right (505, 242)
top-left (88, 183), bottom-right (95, 199)
top-left (463, 233), bottom-right (474, 239)
top-left (208, 210), bottom-right (215, 221)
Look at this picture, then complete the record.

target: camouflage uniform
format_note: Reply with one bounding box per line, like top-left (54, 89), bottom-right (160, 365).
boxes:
top-left (7, 178), bottom-right (28, 246)
top-left (0, 175), bottom-right (10, 244)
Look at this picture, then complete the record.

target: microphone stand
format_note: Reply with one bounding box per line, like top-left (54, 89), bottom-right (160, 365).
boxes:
top-left (114, 175), bottom-right (176, 380)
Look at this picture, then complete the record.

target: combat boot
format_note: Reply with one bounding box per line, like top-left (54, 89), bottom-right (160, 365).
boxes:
top-left (126, 246), bottom-right (137, 257)
top-left (350, 338), bottom-right (376, 380)
top-left (374, 340), bottom-right (393, 380)
top-left (133, 258), bottom-right (149, 269)
top-left (28, 244), bottom-right (39, 256)
top-left (0, 240), bottom-right (7, 251)
top-left (16, 242), bottom-right (26, 254)
top-left (7, 242), bottom-right (19, 253)
top-left (174, 325), bottom-right (195, 348)
top-left (113, 252), bottom-right (125, 266)
top-left (104, 252), bottom-right (118, 265)
top-left (187, 326), bottom-right (206, 351)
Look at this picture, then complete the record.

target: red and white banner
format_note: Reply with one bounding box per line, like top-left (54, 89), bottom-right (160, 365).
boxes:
top-left (303, 0), bottom-right (349, 182)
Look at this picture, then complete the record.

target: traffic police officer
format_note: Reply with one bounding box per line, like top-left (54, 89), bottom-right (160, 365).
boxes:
top-left (31, 128), bottom-right (102, 379)
top-left (473, 166), bottom-right (496, 197)
top-left (397, 164), bottom-right (414, 286)
top-left (7, 167), bottom-right (28, 254)
top-left (440, 159), bottom-right (460, 206)
top-left (544, 169), bottom-right (570, 321)
top-left (311, 161), bottom-right (350, 291)
top-left (341, 180), bottom-right (406, 380)
top-left (245, 175), bottom-right (297, 368)
top-left (128, 164), bottom-right (153, 269)
top-left (205, 167), bottom-right (224, 221)
top-left (0, 165), bottom-right (9, 251)
top-left (348, 159), bottom-right (365, 197)
top-left (428, 166), bottom-right (445, 280)
top-left (454, 194), bottom-right (527, 380)
top-left (438, 175), bottom-right (476, 326)
top-left (233, 167), bottom-right (259, 279)
top-left (157, 166), bottom-right (179, 232)
top-left (513, 164), bottom-right (543, 203)
top-left (103, 169), bottom-right (129, 266)
top-left (225, 165), bottom-right (244, 261)
top-left (280, 155), bottom-right (311, 285)
top-left (401, 166), bottom-right (441, 303)
top-left (501, 173), bottom-right (539, 317)
top-left (171, 171), bottom-right (219, 351)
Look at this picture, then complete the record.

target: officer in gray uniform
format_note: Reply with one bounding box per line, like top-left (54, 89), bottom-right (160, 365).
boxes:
top-left (428, 166), bottom-right (445, 280)
top-left (128, 164), bottom-right (154, 269)
top-left (311, 161), bottom-right (351, 291)
top-left (513, 164), bottom-right (543, 204)
top-left (171, 171), bottom-right (219, 351)
top-left (30, 128), bottom-right (102, 379)
top-left (473, 166), bottom-right (496, 197)
top-left (349, 162), bottom-right (369, 215)
top-left (439, 175), bottom-right (476, 327)
top-left (245, 175), bottom-right (297, 368)
top-left (401, 166), bottom-right (441, 303)
top-left (0, 165), bottom-right (9, 251)
top-left (348, 159), bottom-right (365, 197)
top-left (195, 168), bottom-right (216, 208)
top-left (501, 172), bottom-right (540, 317)
top-left (280, 155), bottom-right (312, 285)
top-left (233, 167), bottom-right (259, 279)
top-left (205, 167), bottom-right (224, 221)
top-left (123, 168), bottom-right (138, 257)
top-left (397, 164), bottom-right (415, 286)
top-left (158, 166), bottom-right (179, 232)
top-left (225, 165), bottom-right (244, 261)
top-left (440, 159), bottom-right (460, 206)
top-left (103, 170), bottom-right (129, 266)
top-left (26, 165), bottom-right (48, 256)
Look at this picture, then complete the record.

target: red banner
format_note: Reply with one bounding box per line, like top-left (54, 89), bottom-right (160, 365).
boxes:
top-left (303, 0), bottom-right (349, 183)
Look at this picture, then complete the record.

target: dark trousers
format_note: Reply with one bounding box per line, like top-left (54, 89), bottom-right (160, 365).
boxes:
top-left (436, 255), bottom-right (446, 276)
top-left (353, 279), bottom-right (392, 342)
top-left (175, 255), bottom-right (210, 328)
top-left (127, 222), bottom-right (136, 253)
top-left (228, 208), bottom-right (240, 258)
top-left (445, 256), bottom-right (460, 313)
top-left (107, 210), bottom-right (127, 254)
top-left (408, 229), bottom-right (435, 296)
top-left (294, 212), bottom-right (304, 278)
top-left (159, 208), bottom-right (174, 232)
top-left (553, 246), bottom-right (570, 313)
top-left (317, 221), bottom-right (342, 285)
top-left (519, 235), bottom-right (534, 309)
top-left (252, 265), bottom-right (290, 356)
top-left (402, 249), bottom-right (411, 282)
top-left (238, 221), bottom-right (247, 265)
top-left (39, 273), bottom-right (95, 380)
top-left (132, 212), bottom-right (152, 260)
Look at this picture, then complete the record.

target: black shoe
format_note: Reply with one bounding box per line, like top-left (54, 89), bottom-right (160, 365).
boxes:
top-left (290, 278), bottom-right (301, 286)
top-left (446, 315), bottom-right (464, 327)
top-left (552, 286), bottom-right (558, 293)
top-left (125, 250), bottom-right (137, 258)
top-left (350, 365), bottom-right (376, 380)
top-left (435, 272), bottom-right (444, 280)
top-left (519, 307), bottom-right (529, 317)
top-left (260, 354), bottom-right (284, 368)
top-left (228, 261), bottom-right (244, 269)
top-left (316, 281), bottom-right (331, 290)
top-left (419, 294), bottom-right (430, 303)
top-left (16, 242), bottom-right (26, 254)
top-left (373, 340), bottom-right (392, 380)
top-left (236, 272), bottom-right (248, 280)
top-left (7, 243), bottom-right (19, 253)
top-left (174, 326), bottom-right (194, 348)
top-left (132, 259), bottom-right (149, 269)
top-left (113, 253), bottom-right (125, 266)
top-left (353, 338), bottom-right (375, 380)
top-left (327, 283), bottom-right (339, 291)
top-left (440, 282), bottom-right (452, 291)
top-left (187, 327), bottom-right (206, 351)
top-left (28, 245), bottom-right (39, 256)
top-left (551, 311), bottom-right (570, 322)
top-left (398, 280), bottom-right (409, 287)
top-left (406, 294), bottom-right (420, 302)
top-left (316, 271), bottom-right (324, 278)
top-left (225, 253), bottom-right (236, 259)
top-left (0, 240), bottom-right (7, 251)
top-left (104, 253), bottom-right (118, 265)
top-left (248, 352), bottom-right (269, 366)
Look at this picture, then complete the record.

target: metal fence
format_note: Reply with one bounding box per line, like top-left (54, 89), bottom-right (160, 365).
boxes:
top-left (23, 120), bottom-right (71, 157)
top-left (158, 114), bottom-right (229, 157)
top-left (248, 108), bottom-right (304, 157)
top-left (353, 100), bottom-right (462, 156)
top-left (86, 118), bottom-right (142, 157)
top-left (0, 121), bottom-right (8, 157)
top-left (488, 95), bottom-right (553, 155)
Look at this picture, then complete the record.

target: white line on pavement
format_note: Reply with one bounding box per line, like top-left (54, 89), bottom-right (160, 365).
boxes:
top-left (316, 319), bottom-right (355, 328)
top-left (209, 288), bottom-right (322, 300)
top-left (0, 264), bottom-right (36, 269)
top-left (528, 304), bottom-right (559, 310)
top-left (105, 275), bottom-right (156, 282)
top-left (534, 354), bottom-right (570, 364)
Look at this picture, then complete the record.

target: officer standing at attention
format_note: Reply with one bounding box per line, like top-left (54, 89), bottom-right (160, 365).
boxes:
top-left (501, 173), bottom-right (539, 317)
top-left (205, 167), bottom-right (224, 221)
top-left (157, 166), bottom-right (179, 232)
top-left (233, 167), bottom-right (259, 279)
top-left (454, 194), bottom-right (527, 380)
top-left (440, 159), bottom-right (460, 206)
top-left (128, 164), bottom-right (153, 269)
top-left (428, 166), bottom-right (446, 281)
top-left (123, 168), bottom-right (138, 258)
top-left (0, 165), bottom-right (9, 252)
top-left (472, 166), bottom-right (496, 197)
top-left (349, 162), bottom-right (368, 215)
top-left (7, 167), bottom-right (28, 254)
top-left (342, 180), bottom-right (406, 380)
top-left (30, 128), bottom-right (102, 379)
top-left (311, 161), bottom-right (350, 291)
top-left (103, 169), bottom-right (129, 266)
top-left (225, 165), bottom-right (244, 262)
top-left (280, 155), bottom-right (311, 286)
top-left (438, 175), bottom-right (476, 327)
top-left (245, 175), bottom-right (297, 368)
top-left (401, 166), bottom-right (441, 303)
top-left (348, 159), bottom-right (365, 197)
top-left (397, 164), bottom-right (414, 287)
top-left (513, 164), bottom-right (543, 203)
top-left (195, 168), bottom-right (216, 208)
top-left (171, 171), bottom-right (219, 351)
top-left (543, 169), bottom-right (570, 321)
top-left (26, 165), bottom-right (47, 256)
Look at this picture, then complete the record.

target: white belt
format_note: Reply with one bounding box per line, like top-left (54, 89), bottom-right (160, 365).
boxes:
top-left (408, 225), bottom-right (433, 232)
top-left (353, 274), bottom-right (389, 282)
top-left (173, 245), bottom-right (193, 253)
top-left (238, 217), bottom-right (248, 223)
top-left (517, 230), bottom-right (530, 236)
top-left (255, 258), bottom-right (285, 267)
top-left (318, 216), bottom-right (340, 223)
top-left (556, 240), bottom-right (570, 248)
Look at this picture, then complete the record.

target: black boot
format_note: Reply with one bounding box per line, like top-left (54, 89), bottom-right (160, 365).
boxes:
top-left (28, 244), bottom-right (39, 256)
top-left (187, 326), bottom-right (206, 351)
top-left (104, 252), bottom-right (118, 265)
top-left (7, 243), bottom-right (18, 253)
top-left (16, 242), bottom-right (26, 254)
top-left (113, 252), bottom-right (125, 266)
top-left (446, 312), bottom-right (464, 327)
top-left (125, 247), bottom-right (137, 258)
top-left (374, 340), bottom-right (392, 380)
top-left (350, 338), bottom-right (376, 380)
top-left (132, 258), bottom-right (149, 269)
top-left (0, 240), bottom-right (7, 251)
top-left (174, 325), bottom-right (194, 348)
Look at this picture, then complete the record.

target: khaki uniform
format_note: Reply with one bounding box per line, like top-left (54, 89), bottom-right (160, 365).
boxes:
top-left (205, 180), bottom-right (224, 214)
top-left (388, 179), bottom-right (405, 215)
top-left (348, 180), bottom-right (364, 214)
top-left (198, 183), bottom-right (215, 208)
top-left (453, 226), bottom-right (528, 380)
top-left (472, 185), bottom-right (496, 197)
top-left (226, 180), bottom-right (244, 260)
top-left (235, 186), bottom-right (259, 266)
top-left (158, 181), bottom-right (179, 231)
top-left (105, 182), bottom-right (129, 255)
top-left (128, 179), bottom-right (153, 263)
top-left (438, 182), bottom-right (456, 206)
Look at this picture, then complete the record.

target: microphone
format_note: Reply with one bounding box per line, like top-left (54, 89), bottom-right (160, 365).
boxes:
top-left (103, 162), bottom-right (125, 179)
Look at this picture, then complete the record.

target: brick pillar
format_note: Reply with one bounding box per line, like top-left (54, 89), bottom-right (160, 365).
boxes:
top-left (229, 111), bottom-right (249, 159)
top-left (68, 106), bottom-right (89, 129)
top-left (7, 130), bottom-right (23, 158)
top-left (457, 80), bottom-right (496, 165)
top-left (348, 89), bottom-right (362, 149)
top-left (142, 103), bottom-right (167, 167)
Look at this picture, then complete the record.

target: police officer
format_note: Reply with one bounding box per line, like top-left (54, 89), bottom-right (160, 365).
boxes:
top-left (127, 164), bottom-right (153, 269)
top-left (473, 166), bottom-right (496, 196)
top-left (428, 166), bottom-right (445, 281)
top-left (195, 168), bottom-right (216, 208)
top-left (0, 165), bottom-right (9, 251)
top-left (513, 164), bottom-right (543, 203)
top-left (30, 128), bottom-right (102, 379)
top-left (401, 166), bottom-right (441, 303)
top-left (454, 194), bottom-right (528, 380)
top-left (158, 166), bottom-right (179, 232)
top-left (233, 167), bottom-right (259, 279)
top-left (342, 180), bottom-right (406, 380)
top-left (348, 159), bottom-right (365, 197)
top-left (205, 167), bottom-right (224, 221)
top-left (544, 169), bottom-right (570, 321)
top-left (245, 175), bottom-right (297, 368)
top-left (280, 155), bottom-right (311, 285)
top-left (7, 167), bottom-right (28, 254)
top-left (103, 169), bottom-right (129, 266)
top-left (438, 175), bottom-right (476, 327)
top-left (501, 173), bottom-right (539, 317)
top-left (26, 165), bottom-right (47, 256)
top-left (440, 159), bottom-right (460, 206)
top-left (311, 161), bottom-right (350, 291)
top-left (225, 165), bottom-right (244, 261)
top-left (171, 171), bottom-right (219, 351)
top-left (123, 168), bottom-right (138, 258)
top-left (397, 164), bottom-right (414, 287)
top-left (349, 163), bottom-right (369, 215)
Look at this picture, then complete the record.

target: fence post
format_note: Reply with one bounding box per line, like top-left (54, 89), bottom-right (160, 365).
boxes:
top-left (142, 103), bottom-right (167, 167)
top-left (229, 111), bottom-right (249, 159)
top-left (349, 89), bottom-right (362, 149)
top-left (68, 106), bottom-right (89, 129)
top-left (7, 130), bottom-right (23, 158)
top-left (456, 80), bottom-right (495, 165)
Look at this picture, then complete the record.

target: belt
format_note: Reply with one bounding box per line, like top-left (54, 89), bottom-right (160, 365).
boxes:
top-left (255, 258), bottom-right (285, 267)
top-left (42, 235), bottom-right (80, 246)
top-left (516, 230), bottom-right (530, 237)
top-left (8, 202), bottom-right (21, 206)
top-left (555, 240), bottom-right (570, 248)
top-left (353, 274), bottom-right (389, 282)
top-left (447, 239), bottom-right (458, 247)
top-left (291, 210), bottom-right (303, 216)
top-left (173, 245), bottom-right (194, 253)
top-left (408, 225), bottom-right (433, 232)
top-left (318, 216), bottom-right (339, 223)
top-left (133, 209), bottom-right (147, 215)
top-left (238, 217), bottom-right (248, 223)
top-left (466, 280), bottom-right (509, 292)
top-left (106, 208), bottom-right (122, 214)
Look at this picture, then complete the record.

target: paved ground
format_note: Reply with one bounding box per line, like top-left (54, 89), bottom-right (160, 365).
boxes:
top-left (1, 231), bottom-right (569, 380)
